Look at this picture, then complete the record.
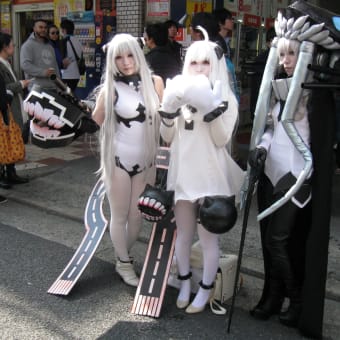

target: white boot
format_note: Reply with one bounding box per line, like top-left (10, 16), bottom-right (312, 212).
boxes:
top-left (115, 259), bottom-right (139, 287)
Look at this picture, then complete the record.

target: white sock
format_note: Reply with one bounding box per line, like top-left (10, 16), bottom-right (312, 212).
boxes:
top-left (174, 200), bottom-right (197, 302)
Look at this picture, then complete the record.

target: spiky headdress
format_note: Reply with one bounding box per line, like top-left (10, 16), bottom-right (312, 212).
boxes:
top-left (275, 1), bottom-right (340, 50)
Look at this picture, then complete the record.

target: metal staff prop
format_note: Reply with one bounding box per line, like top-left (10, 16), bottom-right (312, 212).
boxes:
top-left (227, 167), bottom-right (258, 333)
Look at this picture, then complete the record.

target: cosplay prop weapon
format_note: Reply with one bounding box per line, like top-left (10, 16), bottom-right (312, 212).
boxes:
top-left (229, 0), bottom-right (340, 331)
top-left (48, 180), bottom-right (107, 295)
top-left (227, 166), bottom-right (259, 332)
top-left (23, 75), bottom-right (98, 149)
top-left (240, 0), bottom-right (340, 221)
top-left (131, 147), bottom-right (177, 317)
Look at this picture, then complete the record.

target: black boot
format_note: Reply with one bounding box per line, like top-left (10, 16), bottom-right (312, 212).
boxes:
top-left (250, 279), bottom-right (284, 320)
top-left (279, 280), bottom-right (302, 328)
top-left (0, 165), bottom-right (11, 189)
top-left (6, 164), bottom-right (29, 184)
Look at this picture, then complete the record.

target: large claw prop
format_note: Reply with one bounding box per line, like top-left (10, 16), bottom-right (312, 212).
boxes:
top-left (138, 184), bottom-right (174, 222)
top-left (257, 41), bottom-right (314, 221)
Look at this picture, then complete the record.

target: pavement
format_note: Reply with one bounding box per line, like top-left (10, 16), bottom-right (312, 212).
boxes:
top-left (0, 132), bottom-right (339, 339)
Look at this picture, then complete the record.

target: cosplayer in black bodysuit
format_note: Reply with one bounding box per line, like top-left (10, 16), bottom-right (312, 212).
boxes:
top-left (247, 1), bottom-right (340, 338)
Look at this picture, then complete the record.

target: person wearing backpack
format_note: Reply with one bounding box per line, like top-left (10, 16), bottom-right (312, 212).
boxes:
top-left (60, 19), bottom-right (84, 91)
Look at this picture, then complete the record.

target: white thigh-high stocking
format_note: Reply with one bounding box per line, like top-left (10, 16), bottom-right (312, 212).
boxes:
top-left (126, 172), bottom-right (147, 251)
top-left (106, 167), bottom-right (134, 262)
top-left (174, 200), bottom-right (197, 304)
top-left (190, 223), bottom-right (219, 308)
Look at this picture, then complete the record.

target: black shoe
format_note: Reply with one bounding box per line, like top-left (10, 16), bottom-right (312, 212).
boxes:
top-left (250, 296), bottom-right (284, 320)
top-left (279, 303), bottom-right (301, 327)
top-left (7, 172), bottom-right (29, 184)
top-left (0, 178), bottom-right (12, 189)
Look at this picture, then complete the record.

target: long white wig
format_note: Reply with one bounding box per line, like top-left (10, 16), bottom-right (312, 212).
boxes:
top-left (183, 39), bottom-right (238, 113)
top-left (98, 33), bottom-right (160, 185)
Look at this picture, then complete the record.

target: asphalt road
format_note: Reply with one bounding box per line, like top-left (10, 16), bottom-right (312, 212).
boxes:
top-left (0, 156), bottom-right (339, 339)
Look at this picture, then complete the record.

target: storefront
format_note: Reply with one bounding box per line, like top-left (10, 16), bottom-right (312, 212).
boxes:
top-left (1, 0), bottom-right (116, 98)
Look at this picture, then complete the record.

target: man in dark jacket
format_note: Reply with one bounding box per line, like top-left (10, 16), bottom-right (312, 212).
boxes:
top-left (144, 23), bottom-right (182, 84)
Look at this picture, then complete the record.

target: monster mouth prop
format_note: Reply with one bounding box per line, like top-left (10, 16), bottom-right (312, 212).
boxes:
top-left (24, 89), bottom-right (96, 148)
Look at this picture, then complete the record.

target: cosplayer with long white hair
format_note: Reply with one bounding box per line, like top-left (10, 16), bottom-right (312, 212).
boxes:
top-left (159, 36), bottom-right (244, 313)
top-left (92, 33), bottom-right (163, 287)
top-left (247, 2), bottom-right (340, 337)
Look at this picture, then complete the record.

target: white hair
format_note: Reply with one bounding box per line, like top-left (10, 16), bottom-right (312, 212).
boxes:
top-left (98, 33), bottom-right (160, 185)
top-left (183, 39), bottom-right (238, 113)
top-left (277, 37), bottom-right (301, 64)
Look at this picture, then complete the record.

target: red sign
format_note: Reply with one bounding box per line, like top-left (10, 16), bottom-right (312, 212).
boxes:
top-left (265, 17), bottom-right (275, 30)
top-left (243, 14), bottom-right (261, 28)
top-left (175, 28), bottom-right (184, 42)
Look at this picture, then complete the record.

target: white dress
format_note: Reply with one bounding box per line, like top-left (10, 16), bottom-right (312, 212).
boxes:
top-left (162, 106), bottom-right (245, 203)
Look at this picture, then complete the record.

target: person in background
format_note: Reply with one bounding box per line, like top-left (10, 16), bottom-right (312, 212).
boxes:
top-left (92, 34), bottom-right (163, 287)
top-left (159, 35), bottom-right (244, 313)
top-left (20, 19), bottom-right (59, 91)
top-left (144, 23), bottom-right (182, 84)
top-left (47, 24), bottom-right (64, 77)
top-left (60, 19), bottom-right (83, 92)
top-left (0, 32), bottom-right (30, 186)
top-left (164, 19), bottom-right (183, 66)
top-left (212, 8), bottom-right (239, 102)
top-left (0, 72), bottom-right (12, 196)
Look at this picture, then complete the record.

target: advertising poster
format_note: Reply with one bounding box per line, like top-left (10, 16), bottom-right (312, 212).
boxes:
top-left (0, 1), bottom-right (11, 34)
top-left (54, 0), bottom-right (85, 26)
top-left (147, 0), bottom-right (170, 17)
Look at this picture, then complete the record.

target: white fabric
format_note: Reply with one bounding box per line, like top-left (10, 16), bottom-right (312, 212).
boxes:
top-left (261, 99), bottom-right (312, 187)
top-left (164, 107), bottom-right (245, 203)
top-left (114, 81), bottom-right (147, 172)
top-left (61, 36), bottom-right (83, 79)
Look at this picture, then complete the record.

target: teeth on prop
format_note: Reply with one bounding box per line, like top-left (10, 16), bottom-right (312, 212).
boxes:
top-left (324, 42), bottom-right (340, 49)
top-left (34, 101), bottom-right (43, 120)
top-left (139, 196), bottom-right (144, 203)
top-left (274, 19), bottom-right (280, 37)
top-left (290, 31), bottom-right (300, 40)
top-left (144, 197), bottom-right (150, 205)
top-left (154, 202), bottom-right (161, 209)
top-left (292, 15), bottom-right (309, 31)
top-left (280, 17), bottom-right (287, 31)
top-left (298, 23), bottom-right (324, 41)
top-left (287, 17), bottom-right (294, 31)
top-left (28, 102), bottom-right (35, 116)
top-left (42, 108), bottom-right (53, 122)
top-left (161, 208), bottom-right (166, 215)
top-left (308, 30), bottom-right (329, 43)
top-left (301, 22), bottom-right (310, 34)
top-left (149, 198), bottom-right (156, 207)
top-left (322, 37), bottom-right (334, 45)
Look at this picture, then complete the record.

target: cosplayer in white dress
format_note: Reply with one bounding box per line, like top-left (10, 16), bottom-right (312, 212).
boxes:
top-left (92, 34), bottom-right (163, 287)
top-left (160, 38), bottom-right (244, 313)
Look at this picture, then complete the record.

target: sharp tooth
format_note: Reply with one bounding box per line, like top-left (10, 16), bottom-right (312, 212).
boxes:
top-left (34, 101), bottom-right (43, 119)
top-left (144, 197), bottom-right (150, 205)
top-left (154, 202), bottom-right (161, 209)
top-left (149, 198), bottom-right (156, 207)
top-left (42, 108), bottom-right (53, 122)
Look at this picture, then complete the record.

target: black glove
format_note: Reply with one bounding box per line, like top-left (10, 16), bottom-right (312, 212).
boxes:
top-left (248, 147), bottom-right (267, 173)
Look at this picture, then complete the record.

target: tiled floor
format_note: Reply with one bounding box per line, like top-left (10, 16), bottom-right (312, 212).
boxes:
top-left (16, 134), bottom-right (99, 171)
